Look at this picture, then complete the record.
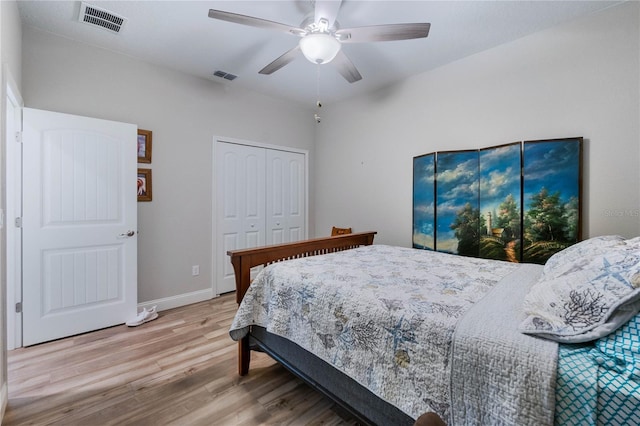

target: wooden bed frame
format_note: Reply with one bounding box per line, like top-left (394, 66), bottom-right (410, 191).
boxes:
top-left (227, 231), bottom-right (377, 376)
top-left (227, 232), bottom-right (452, 425)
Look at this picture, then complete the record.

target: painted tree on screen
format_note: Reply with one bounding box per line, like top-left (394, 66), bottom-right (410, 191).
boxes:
top-left (495, 193), bottom-right (520, 241)
top-left (525, 187), bottom-right (570, 242)
top-left (451, 202), bottom-right (485, 256)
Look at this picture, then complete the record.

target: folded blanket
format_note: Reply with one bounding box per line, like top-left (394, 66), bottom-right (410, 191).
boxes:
top-left (450, 264), bottom-right (558, 425)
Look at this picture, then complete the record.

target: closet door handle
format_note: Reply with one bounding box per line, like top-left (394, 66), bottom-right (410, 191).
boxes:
top-left (119, 230), bottom-right (136, 237)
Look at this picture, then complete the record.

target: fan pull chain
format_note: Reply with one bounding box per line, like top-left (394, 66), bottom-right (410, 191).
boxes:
top-left (314, 65), bottom-right (322, 124)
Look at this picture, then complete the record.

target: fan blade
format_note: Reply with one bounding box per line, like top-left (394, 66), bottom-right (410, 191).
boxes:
top-left (208, 9), bottom-right (304, 35)
top-left (332, 50), bottom-right (362, 83)
top-left (336, 23), bottom-right (430, 43)
top-left (259, 46), bottom-right (301, 75)
top-left (314, 0), bottom-right (342, 29)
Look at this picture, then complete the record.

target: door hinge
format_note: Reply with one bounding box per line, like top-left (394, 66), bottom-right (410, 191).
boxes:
top-left (15, 217), bottom-right (22, 228)
top-left (15, 302), bottom-right (22, 313)
top-left (15, 131), bottom-right (22, 144)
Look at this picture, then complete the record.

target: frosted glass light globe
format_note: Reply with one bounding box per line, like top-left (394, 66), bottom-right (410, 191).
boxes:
top-left (299, 33), bottom-right (341, 64)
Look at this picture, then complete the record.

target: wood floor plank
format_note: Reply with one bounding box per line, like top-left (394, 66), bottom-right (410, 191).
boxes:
top-left (5, 294), bottom-right (358, 425)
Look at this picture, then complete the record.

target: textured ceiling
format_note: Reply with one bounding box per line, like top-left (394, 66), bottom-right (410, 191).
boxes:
top-left (18, 0), bottom-right (624, 107)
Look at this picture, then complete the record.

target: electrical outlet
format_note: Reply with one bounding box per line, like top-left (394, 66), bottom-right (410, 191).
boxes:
top-left (192, 265), bottom-right (200, 276)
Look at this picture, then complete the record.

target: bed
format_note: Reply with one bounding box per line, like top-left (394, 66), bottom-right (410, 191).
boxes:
top-left (227, 232), bottom-right (640, 425)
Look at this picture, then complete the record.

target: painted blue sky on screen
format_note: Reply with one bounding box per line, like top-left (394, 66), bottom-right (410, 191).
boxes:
top-left (479, 143), bottom-right (521, 220)
top-left (523, 140), bottom-right (580, 208)
top-left (413, 153), bottom-right (435, 248)
top-left (436, 151), bottom-right (479, 253)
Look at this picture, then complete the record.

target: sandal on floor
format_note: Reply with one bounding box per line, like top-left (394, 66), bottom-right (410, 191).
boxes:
top-left (126, 306), bottom-right (158, 327)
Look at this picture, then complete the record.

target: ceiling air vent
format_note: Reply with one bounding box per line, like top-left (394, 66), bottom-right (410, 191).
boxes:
top-left (213, 70), bottom-right (238, 81)
top-left (78, 2), bottom-right (127, 34)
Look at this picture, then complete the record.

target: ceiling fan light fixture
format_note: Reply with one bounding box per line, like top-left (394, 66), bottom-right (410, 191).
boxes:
top-left (299, 33), bottom-right (341, 64)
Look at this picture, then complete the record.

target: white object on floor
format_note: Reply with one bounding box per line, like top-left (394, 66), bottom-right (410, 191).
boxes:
top-left (126, 306), bottom-right (158, 327)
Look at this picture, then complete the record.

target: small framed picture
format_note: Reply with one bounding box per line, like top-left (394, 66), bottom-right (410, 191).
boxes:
top-left (137, 129), bottom-right (152, 163)
top-left (137, 168), bottom-right (152, 202)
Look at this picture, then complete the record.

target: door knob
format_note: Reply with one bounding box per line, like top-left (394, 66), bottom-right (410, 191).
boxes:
top-left (119, 230), bottom-right (136, 237)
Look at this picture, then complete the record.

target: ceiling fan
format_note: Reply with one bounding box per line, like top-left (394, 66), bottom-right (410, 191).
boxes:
top-left (208, 0), bottom-right (430, 83)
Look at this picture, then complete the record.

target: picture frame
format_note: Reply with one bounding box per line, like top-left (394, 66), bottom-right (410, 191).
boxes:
top-left (137, 129), bottom-right (152, 163)
top-left (137, 168), bottom-right (152, 202)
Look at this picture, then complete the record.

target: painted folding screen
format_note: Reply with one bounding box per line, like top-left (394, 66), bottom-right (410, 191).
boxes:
top-left (412, 137), bottom-right (582, 264)
top-left (479, 143), bottom-right (522, 262)
top-left (436, 150), bottom-right (479, 256)
top-left (412, 153), bottom-right (435, 250)
top-left (522, 138), bottom-right (582, 263)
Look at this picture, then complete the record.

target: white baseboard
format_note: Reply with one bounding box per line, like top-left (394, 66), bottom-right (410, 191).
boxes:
top-left (0, 381), bottom-right (8, 422)
top-left (138, 288), bottom-right (216, 313)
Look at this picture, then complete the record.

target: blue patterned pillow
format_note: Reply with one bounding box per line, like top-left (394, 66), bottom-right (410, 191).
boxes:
top-left (520, 237), bottom-right (640, 343)
top-left (593, 313), bottom-right (640, 379)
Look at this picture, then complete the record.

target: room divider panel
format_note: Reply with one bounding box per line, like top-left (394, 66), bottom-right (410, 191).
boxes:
top-left (413, 137), bottom-right (582, 264)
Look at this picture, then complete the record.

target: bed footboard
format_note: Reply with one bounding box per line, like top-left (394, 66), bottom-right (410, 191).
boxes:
top-left (227, 231), bottom-right (377, 375)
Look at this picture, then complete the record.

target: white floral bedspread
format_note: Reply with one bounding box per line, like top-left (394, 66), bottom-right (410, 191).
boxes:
top-left (229, 244), bottom-right (519, 420)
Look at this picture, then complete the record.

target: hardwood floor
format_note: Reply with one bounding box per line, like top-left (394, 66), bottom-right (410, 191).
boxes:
top-left (5, 293), bottom-right (357, 425)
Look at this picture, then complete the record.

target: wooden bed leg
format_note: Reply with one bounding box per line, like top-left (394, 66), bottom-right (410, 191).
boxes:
top-left (238, 337), bottom-right (250, 376)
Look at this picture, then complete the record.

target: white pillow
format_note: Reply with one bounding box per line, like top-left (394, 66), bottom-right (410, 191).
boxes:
top-left (521, 236), bottom-right (640, 343)
top-left (543, 235), bottom-right (625, 279)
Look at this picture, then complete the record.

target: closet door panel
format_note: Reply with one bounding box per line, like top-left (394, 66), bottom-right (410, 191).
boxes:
top-left (216, 142), bottom-right (266, 293)
top-left (266, 149), bottom-right (306, 245)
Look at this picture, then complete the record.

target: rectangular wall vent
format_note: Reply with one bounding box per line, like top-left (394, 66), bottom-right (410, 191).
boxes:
top-left (79, 2), bottom-right (127, 34)
top-left (213, 70), bottom-right (238, 81)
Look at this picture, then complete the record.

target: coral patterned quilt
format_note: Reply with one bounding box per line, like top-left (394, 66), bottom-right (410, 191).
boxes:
top-left (230, 245), bottom-right (525, 420)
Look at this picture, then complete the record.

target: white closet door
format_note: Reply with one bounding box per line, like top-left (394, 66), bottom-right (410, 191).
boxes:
top-left (216, 142), bottom-right (266, 294)
top-left (266, 149), bottom-right (306, 245)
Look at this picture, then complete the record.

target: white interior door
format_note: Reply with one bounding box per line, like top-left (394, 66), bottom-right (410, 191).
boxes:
top-left (266, 149), bottom-right (306, 244)
top-left (216, 142), bottom-right (266, 294)
top-left (22, 108), bottom-right (137, 346)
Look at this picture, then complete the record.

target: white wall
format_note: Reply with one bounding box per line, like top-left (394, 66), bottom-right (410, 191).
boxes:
top-left (315, 2), bottom-right (640, 246)
top-left (1, 0), bottom-right (22, 418)
top-left (22, 27), bottom-right (316, 305)
top-left (18, 1), bottom-right (640, 311)
top-left (1, 0), bottom-right (21, 87)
